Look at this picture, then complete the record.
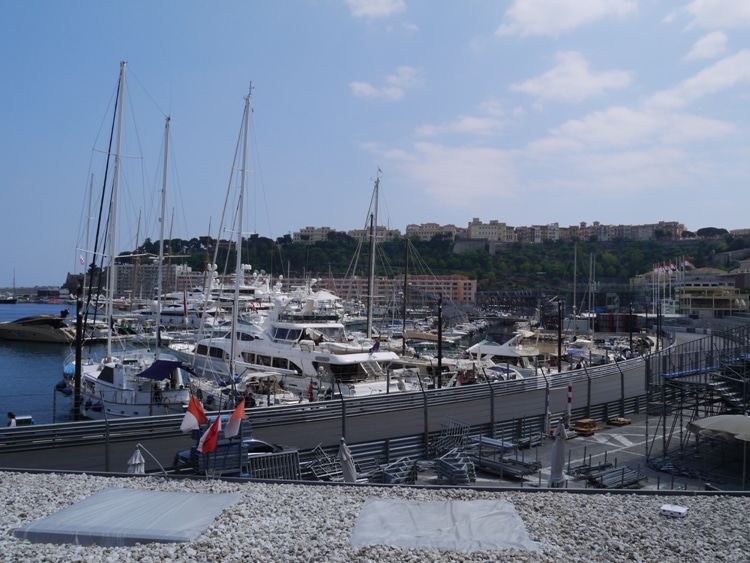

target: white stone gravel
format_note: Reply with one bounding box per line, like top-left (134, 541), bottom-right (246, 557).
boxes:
top-left (2, 472), bottom-right (749, 562)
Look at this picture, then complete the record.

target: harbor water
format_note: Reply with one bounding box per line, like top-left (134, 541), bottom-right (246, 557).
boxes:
top-left (0, 302), bottom-right (96, 424)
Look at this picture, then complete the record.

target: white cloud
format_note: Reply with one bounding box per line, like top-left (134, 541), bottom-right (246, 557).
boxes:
top-left (678, 0), bottom-right (750, 30)
top-left (405, 143), bottom-right (519, 204)
top-left (539, 106), bottom-right (734, 150)
top-left (344, 0), bottom-right (406, 19)
top-left (387, 65), bottom-right (422, 89)
top-left (510, 51), bottom-right (631, 103)
top-left (684, 31), bottom-right (728, 61)
top-left (416, 115), bottom-right (505, 137)
top-left (349, 81), bottom-right (382, 100)
top-left (649, 49), bottom-right (750, 109)
top-left (350, 66), bottom-right (423, 101)
top-left (478, 99), bottom-right (505, 117)
top-left (541, 107), bottom-right (657, 149)
top-left (496, 0), bottom-right (636, 37)
top-left (415, 100), bottom-right (506, 137)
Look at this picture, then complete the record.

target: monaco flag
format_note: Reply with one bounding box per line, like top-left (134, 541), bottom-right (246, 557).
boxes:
top-left (198, 415), bottom-right (221, 454)
top-left (224, 398), bottom-right (247, 439)
top-left (180, 396), bottom-right (208, 433)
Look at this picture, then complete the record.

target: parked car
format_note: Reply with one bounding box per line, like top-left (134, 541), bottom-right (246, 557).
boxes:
top-left (173, 437), bottom-right (284, 470)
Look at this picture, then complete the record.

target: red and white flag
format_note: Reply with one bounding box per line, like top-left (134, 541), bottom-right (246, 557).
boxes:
top-left (180, 396), bottom-right (208, 433)
top-left (684, 258), bottom-right (695, 269)
top-left (198, 415), bottom-right (221, 454)
top-left (224, 398), bottom-right (246, 439)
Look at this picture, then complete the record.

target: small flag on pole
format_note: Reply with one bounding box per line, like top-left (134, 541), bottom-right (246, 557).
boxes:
top-left (180, 396), bottom-right (208, 433)
top-left (79, 255), bottom-right (85, 265)
top-left (198, 415), bottom-right (221, 454)
top-left (224, 398), bottom-right (246, 439)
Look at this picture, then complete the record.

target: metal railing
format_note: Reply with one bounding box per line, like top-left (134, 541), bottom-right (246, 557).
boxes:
top-left (0, 414), bottom-right (184, 453)
top-left (3, 325), bottom-right (749, 460)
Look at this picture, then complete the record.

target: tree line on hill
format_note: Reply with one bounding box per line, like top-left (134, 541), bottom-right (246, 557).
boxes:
top-left (102, 229), bottom-right (750, 294)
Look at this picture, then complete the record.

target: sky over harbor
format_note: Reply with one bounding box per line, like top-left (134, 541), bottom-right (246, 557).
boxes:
top-left (1, 0), bottom-right (750, 287)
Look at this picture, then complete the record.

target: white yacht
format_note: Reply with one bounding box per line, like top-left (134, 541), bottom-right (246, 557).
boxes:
top-left (466, 330), bottom-right (546, 377)
top-left (171, 282), bottom-right (400, 400)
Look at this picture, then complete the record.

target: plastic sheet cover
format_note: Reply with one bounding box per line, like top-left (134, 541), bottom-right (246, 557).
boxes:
top-left (13, 488), bottom-right (241, 547)
top-left (350, 498), bottom-right (540, 554)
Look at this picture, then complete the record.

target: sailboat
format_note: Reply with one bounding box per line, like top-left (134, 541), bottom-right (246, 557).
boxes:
top-left (68, 62), bottom-right (191, 419)
top-left (0, 270), bottom-right (18, 304)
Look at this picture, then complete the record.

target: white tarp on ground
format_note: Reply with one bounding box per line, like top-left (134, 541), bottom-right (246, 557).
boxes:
top-left (350, 498), bottom-right (540, 553)
top-left (13, 488), bottom-right (241, 547)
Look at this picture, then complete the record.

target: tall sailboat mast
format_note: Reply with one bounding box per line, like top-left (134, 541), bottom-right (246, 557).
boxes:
top-left (155, 116), bottom-right (170, 358)
top-left (230, 84), bottom-right (252, 380)
top-left (572, 242), bottom-right (577, 323)
top-left (366, 171), bottom-right (380, 340)
top-left (105, 60), bottom-right (127, 359)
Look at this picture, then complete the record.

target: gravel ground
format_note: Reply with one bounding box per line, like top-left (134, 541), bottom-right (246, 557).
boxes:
top-left (2, 472), bottom-right (749, 562)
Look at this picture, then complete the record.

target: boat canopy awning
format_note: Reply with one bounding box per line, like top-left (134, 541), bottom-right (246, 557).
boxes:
top-left (137, 359), bottom-right (182, 381)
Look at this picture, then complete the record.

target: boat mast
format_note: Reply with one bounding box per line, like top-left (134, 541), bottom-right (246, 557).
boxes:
top-left (572, 242), bottom-right (577, 326)
top-left (131, 211), bottom-right (141, 311)
top-left (106, 61), bottom-right (127, 359)
top-left (366, 171), bottom-right (380, 340)
top-left (588, 253), bottom-right (595, 335)
top-left (155, 116), bottom-right (170, 358)
top-left (166, 208), bottom-right (175, 296)
top-left (401, 238), bottom-right (409, 355)
top-left (230, 84), bottom-right (252, 383)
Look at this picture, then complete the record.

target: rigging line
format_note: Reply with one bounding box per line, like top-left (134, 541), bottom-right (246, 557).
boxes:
top-left (85, 72), bottom-right (122, 320)
top-left (118, 80), bottom-right (154, 253)
top-left (128, 67), bottom-right (169, 119)
top-left (161, 123), bottom-right (192, 247)
top-left (209, 117), bottom-right (244, 284)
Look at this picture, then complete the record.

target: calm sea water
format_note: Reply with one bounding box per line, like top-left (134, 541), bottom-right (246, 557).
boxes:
top-left (0, 302), bottom-right (88, 424)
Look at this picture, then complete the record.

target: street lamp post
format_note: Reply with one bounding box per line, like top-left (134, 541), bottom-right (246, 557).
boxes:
top-left (557, 299), bottom-right (562, 373)
top-left (629, 302), bottom-right (633, 354)
top-left (437, 294), bottom-right (443, 388)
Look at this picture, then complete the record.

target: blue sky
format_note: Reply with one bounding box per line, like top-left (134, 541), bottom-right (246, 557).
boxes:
top-left (2, 0), bottom-right (749, 286)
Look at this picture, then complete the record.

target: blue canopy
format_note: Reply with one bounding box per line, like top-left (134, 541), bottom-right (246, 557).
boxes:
top-left (137, 359), bottom-right (182, 381)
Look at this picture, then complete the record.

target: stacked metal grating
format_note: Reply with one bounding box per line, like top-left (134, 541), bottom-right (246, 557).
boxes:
top-left (588, 465), bottom-right (646, 489)
top-left (429, 417), bottom-right (471, 458)
top-left (381, 457), bottom-right (418, 485)
top-left (436, 448), bottom-right (476, 486)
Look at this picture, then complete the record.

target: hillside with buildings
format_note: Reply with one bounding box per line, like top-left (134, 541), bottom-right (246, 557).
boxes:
top-left (41, 219), bottom-right (750, 322)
